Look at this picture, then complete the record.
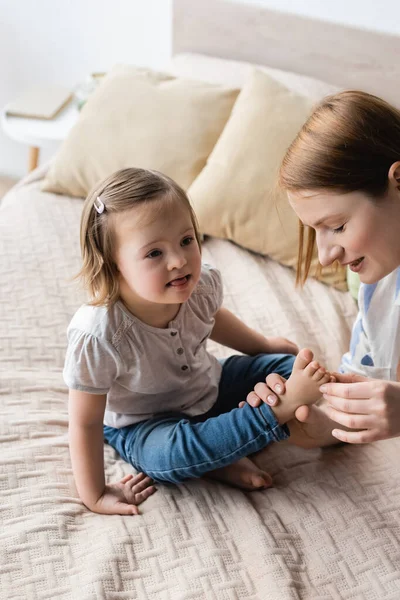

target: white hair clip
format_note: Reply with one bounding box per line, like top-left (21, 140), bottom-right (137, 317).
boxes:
top-left (94, 196), bottom-right (105, 214)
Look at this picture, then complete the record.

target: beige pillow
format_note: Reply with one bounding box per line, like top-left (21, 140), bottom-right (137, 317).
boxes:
top-left (188, 69), bottom-right (346, 289)
top-left (42, 65), bottom-right (239, 197)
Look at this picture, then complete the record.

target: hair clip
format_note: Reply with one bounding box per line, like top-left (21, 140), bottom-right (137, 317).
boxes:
top-left (94, 196), bottom-right (105, 214)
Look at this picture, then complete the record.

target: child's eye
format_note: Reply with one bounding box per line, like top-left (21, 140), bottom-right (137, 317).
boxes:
top-left (181, 236), bottom-right (194, 246)
top-left (333, 225), bottom-right (345, 234)
top-left (146, 249), bottom-right (162, 259)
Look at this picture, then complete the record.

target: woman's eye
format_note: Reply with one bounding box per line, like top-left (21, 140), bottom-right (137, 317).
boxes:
top-left (181, 236), bottom-right (193, 246)
top-left (146, 249), bottom-right (162, 259)
top-left (333, 225), bottom-right (345, 234)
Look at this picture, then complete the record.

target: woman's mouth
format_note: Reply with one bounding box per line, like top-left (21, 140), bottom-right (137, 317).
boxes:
top-left (349, 257), bottom-right (364, 272)
top-left (167, 275), bottom-right (191, 287)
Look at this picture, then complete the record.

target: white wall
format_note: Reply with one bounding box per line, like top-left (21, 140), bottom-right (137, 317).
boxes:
top-left (0, 0), bottom-right (172, 178)
top-left (1, 0), bottom-right (399, 179)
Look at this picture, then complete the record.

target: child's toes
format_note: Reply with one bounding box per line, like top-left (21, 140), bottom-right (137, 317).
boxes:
top-left (312, 367), bottom-right (327, 382)
top-left (304, 360), bottom-right (320, 377)
top-left (292, 348), bottom-right (314, 372)
top-left (321, 371), bottom-right (332, 385)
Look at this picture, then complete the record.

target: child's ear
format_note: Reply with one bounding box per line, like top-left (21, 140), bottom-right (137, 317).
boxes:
top-left (388, 161), bottom-right (400, 189)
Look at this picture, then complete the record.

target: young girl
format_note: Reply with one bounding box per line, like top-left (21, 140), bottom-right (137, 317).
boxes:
top-left (64, 167), bottom-right (331, 516)
top-left (244, 90), bottom-right (400, 447)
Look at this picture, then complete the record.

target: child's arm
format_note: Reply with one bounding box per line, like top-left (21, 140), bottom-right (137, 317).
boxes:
top-left (68, 389), bottom-right (156, 515)
top-left (210, 307), bottom-right (298, 356)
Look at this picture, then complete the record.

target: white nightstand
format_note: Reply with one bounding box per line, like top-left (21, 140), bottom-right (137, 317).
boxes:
top-left (1, 100), bottom-right (79, 172)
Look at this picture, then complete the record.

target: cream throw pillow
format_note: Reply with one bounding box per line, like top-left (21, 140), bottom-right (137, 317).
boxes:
top-left (188, 69), bottom-right (346, 289)
top-left (42, 65), bottom-right (239, 197)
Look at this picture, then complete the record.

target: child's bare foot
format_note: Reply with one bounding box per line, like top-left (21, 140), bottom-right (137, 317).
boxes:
top-left (271, 349), bottom-right (331, 425)
top-left (207, 457), bottom-right (273, 491)
top-left (287, 404), bottom-right (340, 449)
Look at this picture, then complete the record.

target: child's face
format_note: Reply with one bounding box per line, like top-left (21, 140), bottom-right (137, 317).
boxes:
top-left (114, 197), bottom-right (202, 308)
top-left (288, 185), bottom-right (400, 284)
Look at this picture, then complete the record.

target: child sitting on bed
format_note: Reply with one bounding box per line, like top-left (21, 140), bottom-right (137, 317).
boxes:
top-left (64, 167), bottom-right (331, 516)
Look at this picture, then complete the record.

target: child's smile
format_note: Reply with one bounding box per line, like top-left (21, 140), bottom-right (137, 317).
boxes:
top-left (166, 274), bottom-right (192, 289)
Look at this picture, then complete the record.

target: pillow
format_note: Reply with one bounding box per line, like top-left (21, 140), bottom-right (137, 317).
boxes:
top-left (42, 65), bottom-right (239, 197)
top-left (169, 52), bottom-right (339, 102)
top-left (187, 68), bottom-right (346, 290)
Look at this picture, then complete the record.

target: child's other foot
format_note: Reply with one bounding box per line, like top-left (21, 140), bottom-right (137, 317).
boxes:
top-left (271, 349), bottom-right (331, 425)
top-left (287, 404), bottom-right (339, 449)
top-left (207, 457), bottom-right (272, 491)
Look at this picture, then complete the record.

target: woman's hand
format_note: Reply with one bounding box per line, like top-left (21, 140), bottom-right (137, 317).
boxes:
top-left (88, 472), bottom-right (156, 515)
top-left (320, 373), bottom-right (400, 443)
top-left (238, 373), bottom-right (286, 409)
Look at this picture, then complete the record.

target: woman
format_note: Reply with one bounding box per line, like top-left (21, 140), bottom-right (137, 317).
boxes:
top-left (242, 90), bottom-right (400, 446)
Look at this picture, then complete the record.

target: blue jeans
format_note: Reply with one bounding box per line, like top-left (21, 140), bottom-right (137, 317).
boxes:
top-left (103, 353), bottom-right (295, 484)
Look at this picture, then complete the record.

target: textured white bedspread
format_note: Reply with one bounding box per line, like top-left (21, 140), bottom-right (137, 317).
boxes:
top-left (1, 170), bottom-right (400, 599)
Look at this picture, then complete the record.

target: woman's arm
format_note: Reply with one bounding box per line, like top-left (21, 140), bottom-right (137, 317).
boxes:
top-left (210, 307), bottom-right (298, 356)
top-left (68, 389), bottom-right (156, 514)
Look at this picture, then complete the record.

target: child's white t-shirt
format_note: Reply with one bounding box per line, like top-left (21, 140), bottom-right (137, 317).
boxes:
top-left (63, 264), bottom-right (223, 428)
top-left (340, 267), bottom-right (400, 382)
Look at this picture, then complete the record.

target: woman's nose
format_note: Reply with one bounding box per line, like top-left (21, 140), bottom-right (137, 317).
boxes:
top-left (316, 235), bottom-right (343, 267)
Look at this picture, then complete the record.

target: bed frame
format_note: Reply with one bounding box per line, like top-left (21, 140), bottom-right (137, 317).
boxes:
top-left (173, 0), bottom-right (400, 107)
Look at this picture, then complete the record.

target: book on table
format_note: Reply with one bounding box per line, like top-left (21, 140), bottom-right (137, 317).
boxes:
top-left (6, 85), bottom-right (73, 120)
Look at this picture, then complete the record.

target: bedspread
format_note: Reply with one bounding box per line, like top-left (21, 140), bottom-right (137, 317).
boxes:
top-left (1, 170), bottom-right (400, 600)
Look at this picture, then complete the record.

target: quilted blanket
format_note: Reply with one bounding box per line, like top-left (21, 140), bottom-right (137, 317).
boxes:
top-left (2, 168), bottom-right (399, 599)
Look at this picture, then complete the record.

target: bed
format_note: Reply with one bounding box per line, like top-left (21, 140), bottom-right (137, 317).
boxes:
top-left (2, 1), bottom-right (400, 598)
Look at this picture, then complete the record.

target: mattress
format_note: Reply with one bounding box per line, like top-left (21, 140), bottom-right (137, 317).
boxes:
top-left (1, 169), bottom-right (400, 599)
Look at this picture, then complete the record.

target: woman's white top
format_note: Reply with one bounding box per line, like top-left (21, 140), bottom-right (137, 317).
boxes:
top-left (340, 267), bottom-right (400, 382)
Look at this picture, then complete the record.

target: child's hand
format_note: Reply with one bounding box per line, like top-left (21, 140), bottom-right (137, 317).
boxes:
top-left (89, 472), bottom-right (156, 516)
top-left (266, 337), bottom-right (299, 356)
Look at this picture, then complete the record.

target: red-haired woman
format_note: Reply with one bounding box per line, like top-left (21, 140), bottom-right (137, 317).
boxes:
top-left (244, 90), bottom-right (400, 447)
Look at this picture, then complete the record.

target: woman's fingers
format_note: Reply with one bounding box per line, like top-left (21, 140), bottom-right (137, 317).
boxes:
top-left (241, 373), bottom-right (289, 409)
top-left (322, 394), bottom-right (372, 415)
top-left (320, 381), bottom-right (373, 399)
top-left (265, 373), bottom-right (287, 395)
top-left (330, 372), bottom-right (369, 384)
top-left (331, 428), bottom-right (379, 444)
top-left (326, 405), bottom-right (375, 430)
top-left (246, 391), bottom-right (262, 407)
top-left (252, 383), bottom-right (278, 406)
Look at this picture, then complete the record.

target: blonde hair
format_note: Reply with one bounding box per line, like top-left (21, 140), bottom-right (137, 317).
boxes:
top-left (75, 168), bottom-right (201, 306)
top-left (279, 90), bottom-right (400, 285)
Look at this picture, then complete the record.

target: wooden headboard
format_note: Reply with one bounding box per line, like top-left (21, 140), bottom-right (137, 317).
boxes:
top-left (173, 0), bottom-right (400, 107)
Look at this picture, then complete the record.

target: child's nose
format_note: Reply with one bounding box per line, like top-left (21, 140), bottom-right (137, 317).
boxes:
top-left (168, 251), bottom-right (187, 270)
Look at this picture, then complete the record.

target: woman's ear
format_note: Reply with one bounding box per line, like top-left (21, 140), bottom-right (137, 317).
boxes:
top-left (388, 161), bottom-right (400, 189)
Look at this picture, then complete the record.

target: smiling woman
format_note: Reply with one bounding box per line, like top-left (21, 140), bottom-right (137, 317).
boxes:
top-left (287, 186), bottom-right (400, 285)
top-left (246, 90), bottom-right (400, 446)
top-left (279, 90), bottom-right (400, 287)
